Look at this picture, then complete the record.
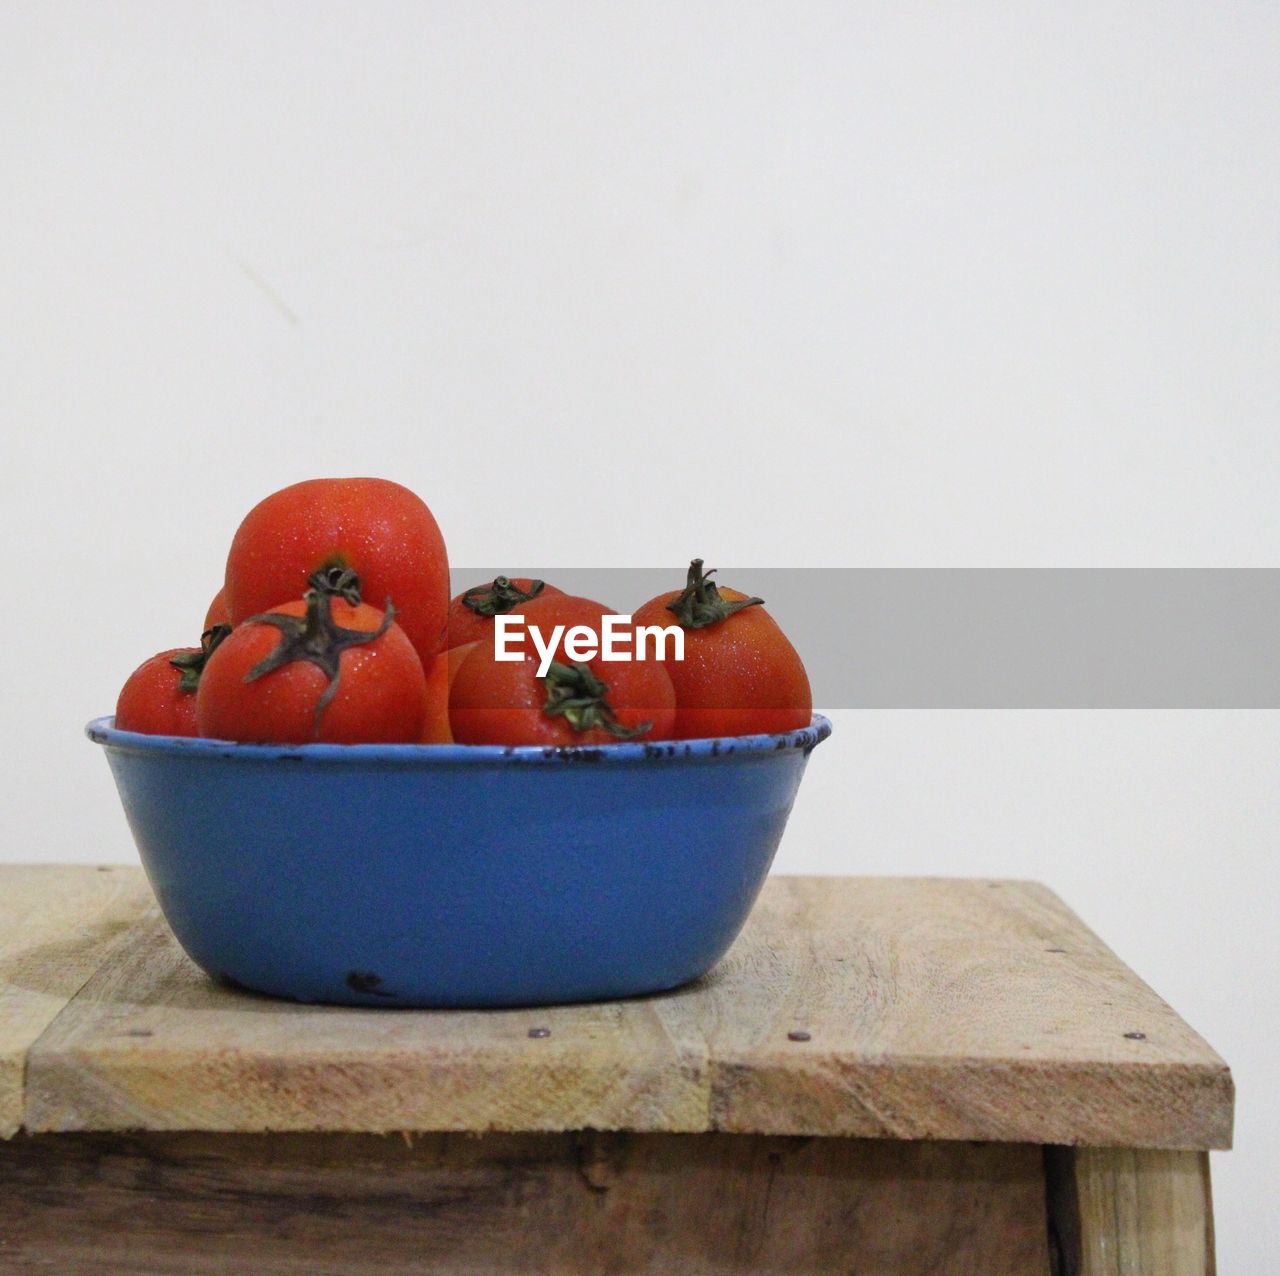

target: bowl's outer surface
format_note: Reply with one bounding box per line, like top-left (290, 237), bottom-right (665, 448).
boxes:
top-left (88, 716), bottom-right (831, 1007)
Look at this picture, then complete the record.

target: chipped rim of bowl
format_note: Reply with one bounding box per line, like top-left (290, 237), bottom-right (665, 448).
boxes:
top-left (86, 714), bottom-right (833, 765)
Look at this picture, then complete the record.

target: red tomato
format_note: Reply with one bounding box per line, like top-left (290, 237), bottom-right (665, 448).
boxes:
top-left (631, 559), bottom-right (811, 739)
top-left (445, 577), bottom-right (563, 649)
top-left (116, 626), bottom-right (231, 737)
top-left (204, 586), bottom-right (229, 633)
top-left (419, 643), bottom-right (478, 744)
top-left (449, 595), bottom-right (676, 746)
top-left (117, 649), bottom-right (201, 736)
top-left (197, 590), bottom-right (427, 744)
top-left (223, 478), bottom-right (450, 668)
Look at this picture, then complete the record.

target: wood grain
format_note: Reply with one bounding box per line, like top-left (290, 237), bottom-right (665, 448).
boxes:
top-left (13, 869), bottom-right (1232, 1148)
top-left (0, 865), bottom-right (152, 1137)
top-left (0, 1131), bottom-right (1052, 1275)
top-left (1045, 1146), bottom-right (1215, 1275)
top-left (692, 877), bottom-right (1233, 1148)
top-left (24, 903), bottom-right (711, 1137)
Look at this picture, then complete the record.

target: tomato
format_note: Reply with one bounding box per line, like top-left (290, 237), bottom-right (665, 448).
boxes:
top-left (197, 589), bottom-right (427, 744)
top-left (449, 595), bottom-right (676, 746)
top-left (116, 626), bottom-right (231, 737)
top-left (445, 576), bottom-right (563, 649)
top-left (631, 559), bottom-right (811, 739)
top-left (117, 651), bottom-right (201, 736)
top-left (419, 643), bottom-right (477, 744)
top-left (204, 586), bottom-right (229, 633)
top-left (224, 478), bottom-right (449, 668)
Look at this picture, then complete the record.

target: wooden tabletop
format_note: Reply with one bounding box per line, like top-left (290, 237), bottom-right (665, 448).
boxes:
top-left (0, 867), bottom-right (1231, 1150)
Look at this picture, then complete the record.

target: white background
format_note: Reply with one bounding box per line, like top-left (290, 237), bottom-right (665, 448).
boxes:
top-left (3, 3), bottom-right (1277, 1266)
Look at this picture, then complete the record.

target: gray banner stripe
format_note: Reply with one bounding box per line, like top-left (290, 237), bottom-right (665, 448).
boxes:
top-left (449, 569), bottom-right (1280, 708)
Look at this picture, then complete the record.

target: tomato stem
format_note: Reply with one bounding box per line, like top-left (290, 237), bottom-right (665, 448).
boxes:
top-left (308, 565), bottom-right (363, 606)
top-left (168, 624), bottom-right (232, 694)
top-left (542, 661), bottom-right (652, 740)
top-left (665, 558), bottom-right (764, 629)
top-left (243, 589), bottom-right (395, 731)
top-left (462, 576), bottom-right (546, 618)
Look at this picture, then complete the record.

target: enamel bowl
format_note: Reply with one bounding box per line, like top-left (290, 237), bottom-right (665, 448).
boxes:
top-left (87, 714), bottom-right (831, 1007)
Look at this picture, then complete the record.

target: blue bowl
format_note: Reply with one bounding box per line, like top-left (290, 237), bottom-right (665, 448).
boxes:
top-left (87, 715), bottom-right (831, 1007)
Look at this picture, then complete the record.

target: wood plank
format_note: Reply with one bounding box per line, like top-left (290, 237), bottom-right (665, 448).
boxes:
top-left (19, 872), bottom-right (1232, 1147)
top-left (1045, 1146), bottom-right (1215, 1275)
top-left (690, 877), bottom-right (1232, 1148)
top-left (0, 1131), bottom-right (1052, 1275)
top-left (24, 905), bottom-right (711, 1136)
top-left (0, 865), bottom-right (152, 1138)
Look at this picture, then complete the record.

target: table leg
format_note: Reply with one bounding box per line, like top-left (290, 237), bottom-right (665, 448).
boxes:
top-left (1045, 1147), bottom-right (1215, 1276)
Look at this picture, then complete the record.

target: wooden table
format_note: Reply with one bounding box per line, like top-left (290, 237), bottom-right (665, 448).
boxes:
top-left (0, 868), bottom-right (1231, 1274)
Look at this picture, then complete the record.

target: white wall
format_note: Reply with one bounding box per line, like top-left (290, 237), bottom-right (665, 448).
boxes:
top-left (2, 4), bottom-right (1276, 1267)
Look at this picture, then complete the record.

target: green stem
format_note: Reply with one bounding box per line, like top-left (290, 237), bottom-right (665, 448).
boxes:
top-left (169, 623), bottom-right (232, 694)
top-left (665, 558), bottom-right (763, 629)
top-left (462, 576), bottom-right (546, 618)
top-left (542, 661), bottom-right (651, 739)
top-left (243, 590), bottom-right (395, 730)
top-left (308, 565), bottom-right (363, 606)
